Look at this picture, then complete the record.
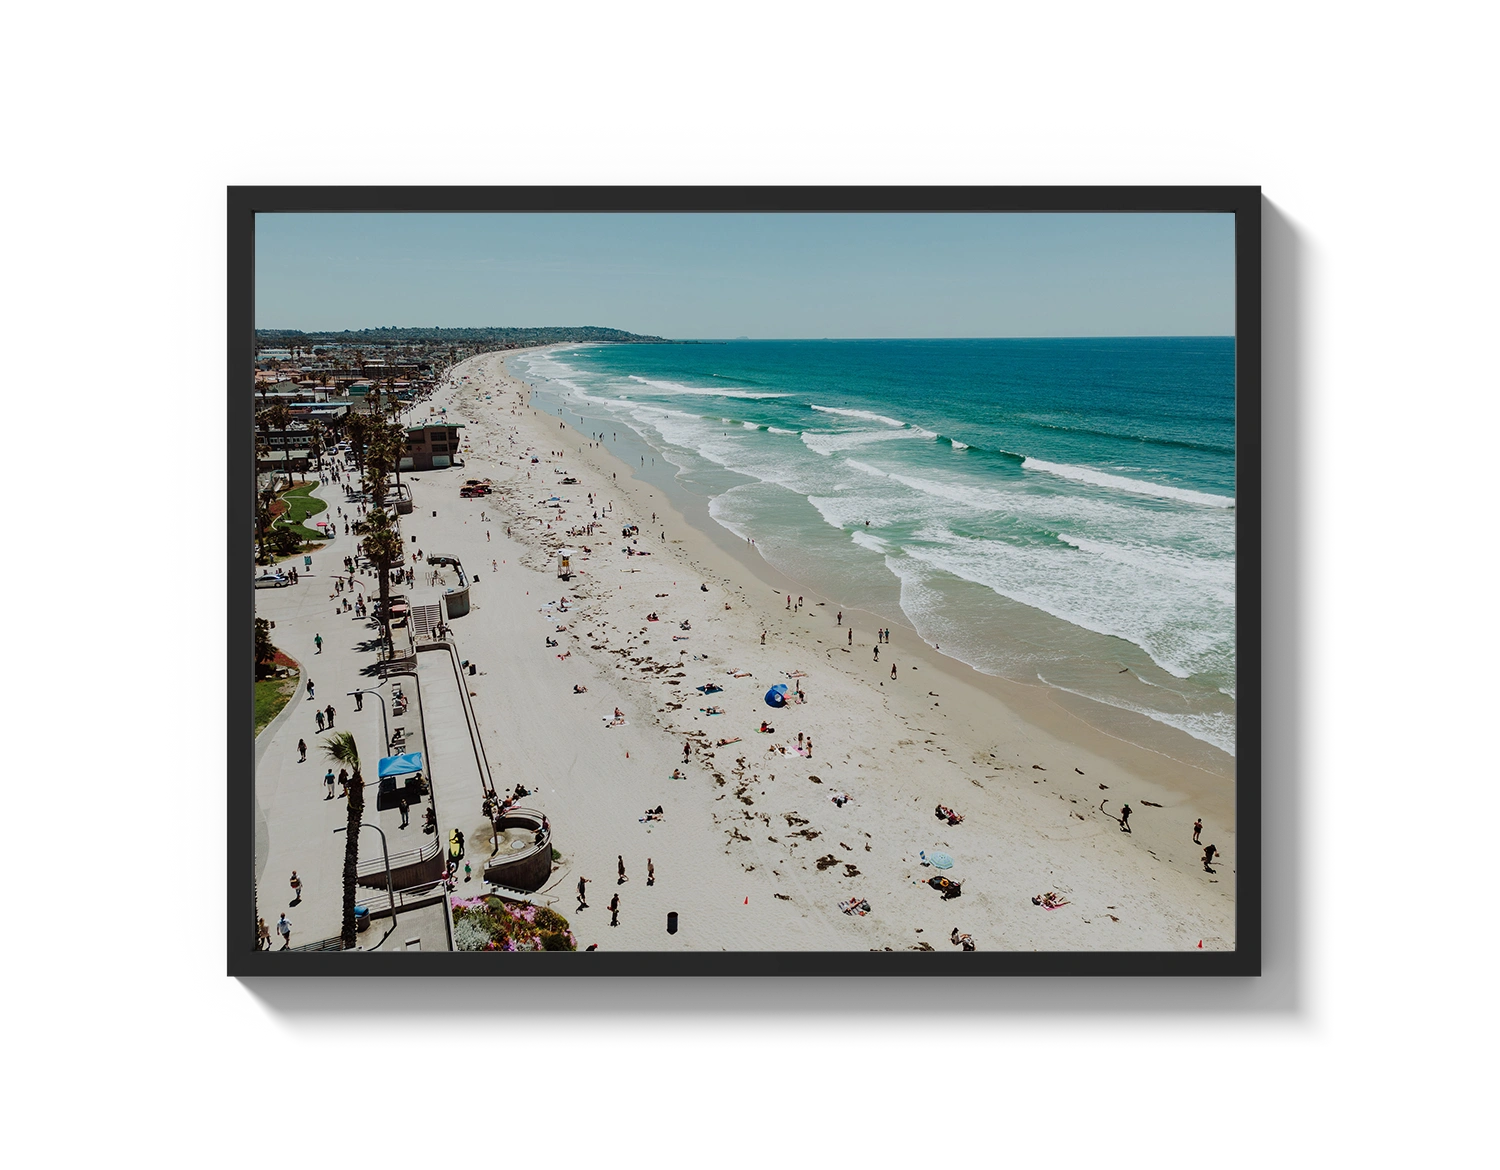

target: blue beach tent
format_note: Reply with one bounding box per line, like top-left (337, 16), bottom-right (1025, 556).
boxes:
top-left (764, 684), bottom-right (788, 708)
top-left (377, 752), bottom-right (424, 778)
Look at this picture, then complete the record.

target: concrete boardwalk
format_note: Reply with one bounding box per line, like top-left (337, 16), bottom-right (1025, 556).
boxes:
top-left (253, 476), bottom-right (415, 949)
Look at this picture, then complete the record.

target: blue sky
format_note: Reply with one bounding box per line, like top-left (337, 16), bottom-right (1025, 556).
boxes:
top-left (255, 212), bottom-right (1235, 338)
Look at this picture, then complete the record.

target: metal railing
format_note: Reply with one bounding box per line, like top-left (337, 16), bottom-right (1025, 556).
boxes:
top-left (357, 834), bottom-right (440, 879)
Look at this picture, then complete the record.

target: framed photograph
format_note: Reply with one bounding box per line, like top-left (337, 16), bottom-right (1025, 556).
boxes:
top-left (170, 123), bottom-right (1332, 1056)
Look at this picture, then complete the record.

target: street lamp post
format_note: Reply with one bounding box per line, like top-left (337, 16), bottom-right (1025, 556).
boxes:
top-left (335, 822), bottom-right (396, 949)
top-left (348, 684), bottom-right (389, 752)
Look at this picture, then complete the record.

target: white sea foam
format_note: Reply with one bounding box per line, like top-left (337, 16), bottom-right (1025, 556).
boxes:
top-left (810, 404), bottom-right (906, 427)
top-left (627, 375), bottom-right (788, 399)
top-left (1023, 457), bottom-right (1235, 509)
top-left (1037, 674), bottom-right (1236, 756)
top-left (1056, 533), bottom-right (1235, 597)
top-left (801, 429), bottom-right (922, 456)
top-left (900, 533), bottom-right (1234, 682)
top-left (767, 426), bottom-right (798, 435)
top-left (908, 426), bottom-right (939, 440)
top-left (851, 530), bottom-right (891, 554)
top-left (950, 439), bottom-right (970, 450)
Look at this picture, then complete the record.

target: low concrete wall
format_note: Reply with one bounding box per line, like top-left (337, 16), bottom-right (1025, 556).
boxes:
top-left (443, 587), bottom-right (470, 618)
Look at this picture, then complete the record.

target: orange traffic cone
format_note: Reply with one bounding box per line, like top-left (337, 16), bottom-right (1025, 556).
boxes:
top-left (1197, 940), bottom-right (1203, 948)
top-left (744, 897), bottom-right (748, 905)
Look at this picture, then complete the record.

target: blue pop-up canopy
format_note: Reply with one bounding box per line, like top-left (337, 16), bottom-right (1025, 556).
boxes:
top-left (377, 752), bottom-right (424, 778)
top-left (764, 684), bottom-right (788, 708)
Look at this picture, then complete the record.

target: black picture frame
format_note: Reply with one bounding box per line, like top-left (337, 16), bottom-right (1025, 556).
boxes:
top-left (167, 123), bottom-right (1326, 1056)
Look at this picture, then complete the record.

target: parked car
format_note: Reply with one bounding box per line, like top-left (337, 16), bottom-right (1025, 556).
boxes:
top-left (254, 572), bottom-right (290, 589)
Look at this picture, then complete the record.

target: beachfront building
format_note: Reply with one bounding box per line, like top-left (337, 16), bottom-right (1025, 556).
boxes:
top-left (401, 424), bottom-right (464, 470)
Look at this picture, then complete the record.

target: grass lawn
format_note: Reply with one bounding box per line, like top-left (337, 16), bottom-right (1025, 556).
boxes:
top-left (255, 673), bottom-right (300, 736)
top-left (273, 481), bottom-right (330, 542)
top-left (255, 648), bottom-right (301, 732)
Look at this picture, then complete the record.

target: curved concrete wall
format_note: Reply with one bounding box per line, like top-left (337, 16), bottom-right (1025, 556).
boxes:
top-left (482, 808), bottom-right (554, 892)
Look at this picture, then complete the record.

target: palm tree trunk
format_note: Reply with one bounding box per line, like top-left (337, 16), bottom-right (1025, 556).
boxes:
top-left (341, 768), bottom-right (364, 948)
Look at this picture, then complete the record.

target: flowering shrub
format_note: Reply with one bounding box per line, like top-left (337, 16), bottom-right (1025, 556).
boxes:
top-left (451, 894), bottom-right (576, 952)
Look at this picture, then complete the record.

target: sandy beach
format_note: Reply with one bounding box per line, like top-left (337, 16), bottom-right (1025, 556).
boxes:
top-left (346, 347), bottom-right (1237, 952)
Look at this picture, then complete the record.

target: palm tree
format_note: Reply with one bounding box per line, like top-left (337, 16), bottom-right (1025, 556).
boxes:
top-left (254, 431), bottom-right (272, 562)
top-left (321, 731), bottom-right (364, 949)
top-left (264, 401), bottom-right (294, 488)
top-left (307, 420), bottom-right (326, 465)
top-left (344, 410), bottom-right (372, 479)
top-left (355, 507), bottom-right (404, 658)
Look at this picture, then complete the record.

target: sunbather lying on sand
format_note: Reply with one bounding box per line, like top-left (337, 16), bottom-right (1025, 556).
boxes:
top-left (573, 685), bottom-right (588, 693)
top-left (950, 928), bottom-right (976, 951)
top-left (1032, 892), bottom-right (1070, 909)
top-left (935, 804), bottom-right (965, 825)
top-left (700, 706), bottom-right (725, 715)
top-left (840, 897), bottom-right (871, 916)
top-left (716, 736), bottom-right (742, 747)
top-left (830, 791), bottom-right (851, 807)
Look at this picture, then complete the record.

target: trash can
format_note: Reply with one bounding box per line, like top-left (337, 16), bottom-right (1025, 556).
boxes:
top-left (354, 906), bottom-right (370, 933)
top-left (667, 911), bottom-right (678, 935)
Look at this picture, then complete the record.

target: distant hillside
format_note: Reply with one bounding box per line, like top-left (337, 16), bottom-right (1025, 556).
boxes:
top-left (255, 325), bottom-right (671, 345)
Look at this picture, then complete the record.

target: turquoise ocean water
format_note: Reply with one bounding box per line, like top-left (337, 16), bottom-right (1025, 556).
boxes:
top-left (513, 339), bottom-right (1236, 759)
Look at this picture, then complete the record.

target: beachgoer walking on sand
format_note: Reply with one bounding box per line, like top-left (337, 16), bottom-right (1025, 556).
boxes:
top-left (325, 704), bottom-right (335, 727)
top-left (618, 855), bottom-right (628, 884)
top-left (608, 893), bottom-right (620, 926)
top-left (277, 914), bottom-right (291, 948)
top-left (1120, 803), bottom-right (1132, 832)
top-left (683, 740), bottom-right (692, 763)
top-left (1193, 819), bottom-right (1203, 844)
top-left (891, 663), bottom-right (897, 679)
top-left (325, 770), bottom-right (336, 800)
top-left (307, 679), bottom-right (315, 700)
top-left (316, 710), bottom-right (325, 731)
top-left (289, 871), bottom-right (302, 904)
top-left (848, 628), bottom-right (853, 645)
top-left (806, 738), bottom-right (812, 759)
top-left (874, 646), bottom-right (879, 662)
top-left (314, 633), bottom-right (323, 654)
top-left (577, 877), bottom-right (590, 909)
top-left (257, 916), bottom-right (271, 950)
top-left (837, 611), bottom-right (842, 625)
top-left (1203, 845), bottom-right (1218, 873)
top-left (297, 738), bottom-right (307, 762)
top-left (647, 858), bottom-right (655, 886)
